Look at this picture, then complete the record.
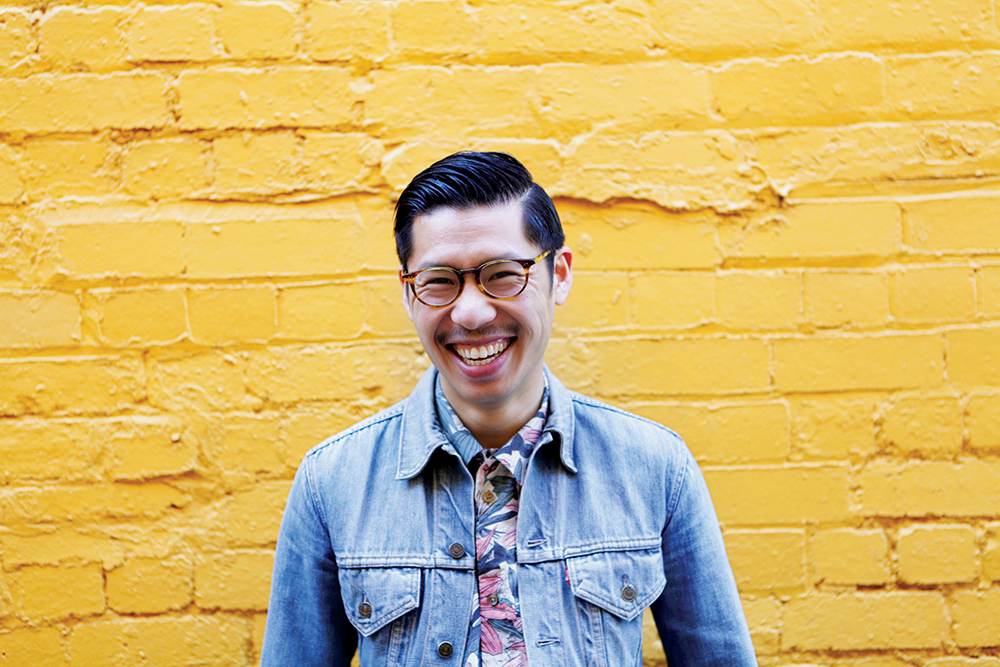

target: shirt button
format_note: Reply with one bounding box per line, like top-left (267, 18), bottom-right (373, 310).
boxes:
top-left (621, 585), bottom-right (637, 602)
top-left (437, 641), bottom-right (454, 658)
top-left (482, 490), bottom-right (497, 504)
top-left (448, 542), bottom-right (466, 559)
top-left (358, 601), bottom-right (372, 618)
top-left (487, 593), bottom-right (499, 606)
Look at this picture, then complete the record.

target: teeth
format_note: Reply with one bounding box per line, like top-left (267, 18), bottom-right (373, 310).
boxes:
top-left (454, 339), bottom-right (509, 366)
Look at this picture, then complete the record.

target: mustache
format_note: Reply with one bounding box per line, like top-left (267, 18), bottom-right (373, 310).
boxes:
top-left (437, 325), bottom-right (519, 345)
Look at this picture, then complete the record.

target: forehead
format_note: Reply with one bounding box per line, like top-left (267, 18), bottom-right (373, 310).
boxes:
top-left (409, 202), bottom-right (535, 268)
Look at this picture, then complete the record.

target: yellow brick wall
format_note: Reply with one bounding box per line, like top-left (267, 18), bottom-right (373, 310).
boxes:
top-left (1, 1), bottom-right (999, 665)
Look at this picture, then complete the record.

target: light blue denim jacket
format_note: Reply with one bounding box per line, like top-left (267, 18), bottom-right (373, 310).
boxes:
top-left (262, 367), bottom-right (757, 667)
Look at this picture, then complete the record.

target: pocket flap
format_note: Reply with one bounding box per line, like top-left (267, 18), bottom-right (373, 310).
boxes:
top-left (338, 567), bottom-right (421, 636)
top-left (566, 548), bottom-right (666, 621)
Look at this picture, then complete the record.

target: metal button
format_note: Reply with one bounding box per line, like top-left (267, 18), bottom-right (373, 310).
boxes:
top-left (358, 601), bottom-right (372, 618)
top-left (482, 490), bottom-right (497, 504)
top-left (448, 542), bottom-right (466, 559)
top-left (437, 641), bottom-right (454, 658)
top-left (487, 593), bottom-right (499, 606)
top-left (621, 585), bottom-right (637, 602)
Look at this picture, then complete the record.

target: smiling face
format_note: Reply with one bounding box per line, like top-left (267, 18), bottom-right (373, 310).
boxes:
top-left (402, 200), bottom-right (572, 422)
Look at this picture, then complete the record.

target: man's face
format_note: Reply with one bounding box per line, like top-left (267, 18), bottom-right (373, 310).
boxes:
top-left (401, 201), bottom-right (572, 415)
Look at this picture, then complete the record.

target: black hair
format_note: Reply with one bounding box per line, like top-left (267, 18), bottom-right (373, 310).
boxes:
top-left (393, 151), bottom-right (565, 273)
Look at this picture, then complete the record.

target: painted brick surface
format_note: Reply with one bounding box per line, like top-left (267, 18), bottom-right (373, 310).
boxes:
top-left (1, 2), bottom-right (997, 665)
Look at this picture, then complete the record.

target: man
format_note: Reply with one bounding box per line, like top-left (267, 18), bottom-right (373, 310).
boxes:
top-left (262, 152), bottom-right (757, 666)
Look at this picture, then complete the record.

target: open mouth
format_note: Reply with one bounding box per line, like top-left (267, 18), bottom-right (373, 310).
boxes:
top-left (451, 339), bottom-right (512, 367)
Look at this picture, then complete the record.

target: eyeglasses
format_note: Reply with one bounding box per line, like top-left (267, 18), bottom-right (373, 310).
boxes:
top-left (401, 249), bottom-right (554, 307)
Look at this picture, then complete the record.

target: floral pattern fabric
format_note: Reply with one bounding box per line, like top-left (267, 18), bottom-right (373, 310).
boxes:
top-left (434, 378), bottom-right (548, 667)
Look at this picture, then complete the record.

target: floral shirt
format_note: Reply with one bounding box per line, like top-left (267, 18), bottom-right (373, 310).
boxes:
top-left (434, 377), bottom-right (549, 667)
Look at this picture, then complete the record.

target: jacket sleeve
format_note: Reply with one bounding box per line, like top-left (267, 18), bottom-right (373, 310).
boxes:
top-left (648, 451), bottom-right (758, 667)
top-left (261, 458), bottom-right (358, 666)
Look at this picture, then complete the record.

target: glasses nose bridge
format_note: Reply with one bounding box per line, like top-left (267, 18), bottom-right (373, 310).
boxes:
top-left (452, 265), bottom-right (489, 300)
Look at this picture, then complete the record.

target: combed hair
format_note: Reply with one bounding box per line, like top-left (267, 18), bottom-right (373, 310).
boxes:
top-left (393, 151), bottom-right (565, 272)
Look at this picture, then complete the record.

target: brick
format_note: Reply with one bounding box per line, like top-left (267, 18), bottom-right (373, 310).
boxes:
top-left (952, 589), bottom-right (1000, 647)
top-left (0, 627), bottom-right (66, 667)
top-left (783, 592), bottom-right (946, 650)
top-left (633, 402), bottom-right (789, 463)
top-left (106, 417), bottom-right (195, 480)
top-left (69, 616), bottom-right (246, 666)
top-left (203, 413), bottom-right (284, 474)
top-left (652, 0), bottom-right (818, 59)
top-left (560, 202), bottom-right (719, 270)
top-left (0, 355), bottom-right (145, 417)
top-left (905, 195), bottom-right (1000, 252)
top-left (927, 659), bottom-right (1000, 667)
top-left (277, 282), bottom-right (366, 339)
top-left (969, 395), bottom-right (1000, 450)
top-left (303, 132), bottom-right (382, 191)
top-left (188, 286), bottom-right (276, 345)
top-left (176, 67), bottom-right (355, 130)
top-left (250, 613), bottom-right (267, 665)
top-left (704, 465), bottom-right (850, 525)
top-left (2, 531), bottom-right (124, 568)
top-left (107, 556), bottom-right (192, 614)
top-left (812, 529), bottom-right (890, 586)
top-left (367, 276), bottom-right (418, 337)
top-left (0, 10), bottom-right (31, 70)
top-left (590, 337), bottom-right (770, 396)
top-left (631, 272), bottom-right (714, 329)
top-left (219, 1), bottom-right (296, 60)
top-left (982, 266), bottom-right (1000, 317)
top-left (195, 550), bottom-right (273, 610)
top-left (391, 0), bottom-right (477, 56)
top-left (87, 287), bottom-right (187, 346)
top-left (882, 396), bottom-right (963, 454)
top-left (477, 2), bottom-right (653, 62)
top-left (715, 55), bottom-right (885, 127)
top-left (38, 7), bottom-right (126, 72)
top-left (741, 597), bottom-right (781, 655)
top-left (898, 524), bottom-right (977, 584)
top-left (949, 328), bottom-right (1000, 385)
top-left (860, 460), bottom-right (1000, 517)
top-left (210, 482), bottom-right (290, 547)
top-left (10, 564), bottom-right (104, 622)
top-left (213, 132), bottom-right (301, 193)
top-left (248, 342), bottom-right (430, 404)
top-left (23, 138), bottom-right (110, 198)
top-left (282, 408), bottom-right (363, 468)
top-left (0, 73), bottom-right (168, 132)
top-left (791, 395), bottom-right (876, 458)
top-left (0, 144), bottom-right (20, 203)
top-left (804, 270), bottom-right (889, 328)
top-left (888, 54), bottom-right (1000, 121)
top-left (724, 529), bottom-right (805, 590)
top-left (2, 483), bottom-right (189, 524)
top-left (123, 139), bottom-right (209, 199)
top-left (774, 335), bottom-right (943, 392)
top-left (0, 419), bottom-right (104, 481)
top-left (0, 291), bottom-right (79, 348)
top-left (55, 221), bottom-right (183, 278)
top-left (986, 525), bottom-right (1000, 581)
top-left (721, 201), bottom-right (902, 260)
top-left (306, 1), bottom-right (389, 62)
top-left (820, 0), bottom-right (999, 51)
top-left (184, 212), bottom-right (365, 278)
top-left (716, 270), bottom-right (802, 330)
top-left (126, 5), bottom-right (218, 62)
top-left (891, 265), bottom-right (976, 322)
top-left (147, 351), bottom-right (251, 412)
top-left (551, 271), bottom-right (627, 332)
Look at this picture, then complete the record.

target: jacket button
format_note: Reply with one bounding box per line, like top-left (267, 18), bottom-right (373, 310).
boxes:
top-left (448, 542), bottom-right (466, 559)
top-left (621, 585), bottom-right (637, 602)
top-left (437, 641), bottom-right (454, 658)
top-left (358, 601), bottom-right (372, 618)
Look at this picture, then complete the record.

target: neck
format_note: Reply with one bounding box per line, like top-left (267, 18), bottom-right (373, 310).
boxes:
top-left (442, 373), bottom-right (545, 450)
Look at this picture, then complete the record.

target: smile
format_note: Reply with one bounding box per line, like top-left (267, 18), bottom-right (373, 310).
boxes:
top-left (451, 339), bottom-right (511, 367)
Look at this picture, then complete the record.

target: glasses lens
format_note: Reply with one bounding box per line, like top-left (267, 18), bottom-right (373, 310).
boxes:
top-left (480, 260), bottom-right (528, 298)
top-left (413, 269), bottom-right (460, 305)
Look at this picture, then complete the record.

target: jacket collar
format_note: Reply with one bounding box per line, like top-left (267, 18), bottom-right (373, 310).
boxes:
top-left (396, 365), bottom-right (577, 480)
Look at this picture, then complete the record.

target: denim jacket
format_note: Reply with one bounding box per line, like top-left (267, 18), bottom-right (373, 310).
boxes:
top-left (262, 367), bottom-right (757, 667)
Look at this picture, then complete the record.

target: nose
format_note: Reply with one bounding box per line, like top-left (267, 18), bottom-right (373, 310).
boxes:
top-left (448, 274), bottom-right (497, 331)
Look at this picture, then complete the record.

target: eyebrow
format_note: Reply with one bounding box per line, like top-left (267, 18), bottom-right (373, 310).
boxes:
top-left (411, 252), bottom-right (525, 273)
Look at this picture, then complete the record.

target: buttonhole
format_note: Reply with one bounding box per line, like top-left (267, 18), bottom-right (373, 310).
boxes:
top-left (525, 538), bottom-right (547, 548)
top-left (536, 637), bottom-right (560, 647)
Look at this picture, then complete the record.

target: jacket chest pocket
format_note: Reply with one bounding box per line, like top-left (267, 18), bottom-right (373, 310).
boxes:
top-left (338, 566), bottom-right (422, 664)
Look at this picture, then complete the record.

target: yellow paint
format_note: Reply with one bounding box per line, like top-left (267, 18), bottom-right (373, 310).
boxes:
top-left (2, 1), bottom-right (999, 664)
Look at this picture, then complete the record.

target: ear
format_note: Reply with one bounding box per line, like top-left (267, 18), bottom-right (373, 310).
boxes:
top-left (399, 268), bottom-right (414, 321)
top-left (552, 246), bottom-right (573, 306)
